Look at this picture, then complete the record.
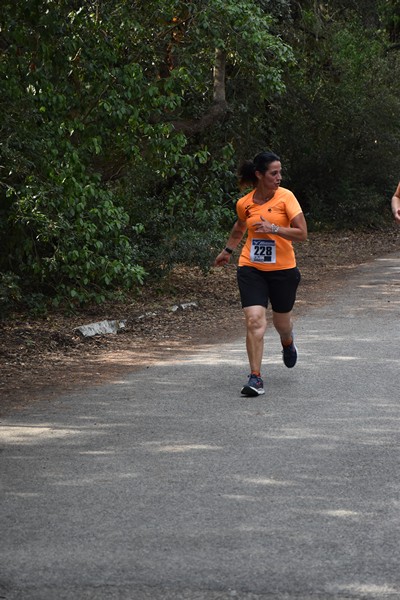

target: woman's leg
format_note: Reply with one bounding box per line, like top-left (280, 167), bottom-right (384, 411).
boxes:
top-left (243, 305), bottom-right (268, 373)
top-left (272, 310), bottom-right (297, 368)
top-left (272, 310), bottom-right (293, 344)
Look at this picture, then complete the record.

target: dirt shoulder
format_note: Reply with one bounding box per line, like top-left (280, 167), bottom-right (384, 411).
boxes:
top-left (1, 229), bottom-right (399, 416)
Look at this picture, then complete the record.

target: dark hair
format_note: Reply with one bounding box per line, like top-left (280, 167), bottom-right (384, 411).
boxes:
top-left (238, 151), bottom-right (280, 188)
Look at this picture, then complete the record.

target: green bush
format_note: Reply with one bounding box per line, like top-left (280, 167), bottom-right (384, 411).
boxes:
top-left (0, 272), bottom-right (22, 318)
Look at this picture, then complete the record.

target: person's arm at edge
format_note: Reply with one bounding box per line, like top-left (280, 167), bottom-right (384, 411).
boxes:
top-left (391, 182), bottom-right (400, 225)
top-left (214, 219), bottom-right (247, 266)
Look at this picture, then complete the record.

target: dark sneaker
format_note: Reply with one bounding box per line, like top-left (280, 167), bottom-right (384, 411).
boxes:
top-left (282, 338), bottom-right (298, 368)
top-left (241, 374), bottom-right (265, 396)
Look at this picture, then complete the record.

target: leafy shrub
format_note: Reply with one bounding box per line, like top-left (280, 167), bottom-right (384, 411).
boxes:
top-left (0, 273), bottom-right (22, 319)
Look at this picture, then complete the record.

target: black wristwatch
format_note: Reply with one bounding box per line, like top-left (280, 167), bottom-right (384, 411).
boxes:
top-left (224, 247), bottom-right (233, 254)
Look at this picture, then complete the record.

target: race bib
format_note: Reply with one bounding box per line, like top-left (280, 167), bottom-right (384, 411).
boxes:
top-left (250, 239), bottom-right (276, 263)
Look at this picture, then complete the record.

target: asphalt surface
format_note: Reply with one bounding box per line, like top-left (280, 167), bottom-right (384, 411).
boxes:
top-left (1, 253), bottom-right (400, 600)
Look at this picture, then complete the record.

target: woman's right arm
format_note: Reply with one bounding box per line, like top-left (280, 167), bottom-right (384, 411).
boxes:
top-left (214, 219), bottom-right (247, 266)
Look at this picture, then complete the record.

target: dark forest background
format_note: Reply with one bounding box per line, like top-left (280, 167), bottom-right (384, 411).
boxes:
top-left (1, 0), bottom-right (400, 314)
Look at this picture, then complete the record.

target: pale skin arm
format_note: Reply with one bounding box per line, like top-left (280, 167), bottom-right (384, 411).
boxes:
top-left (214, 219), bottom-right (247, 266)
top-left (391, 183), bottom-right (400, 225)
top-left (254, 212), bottom-right (308, 241)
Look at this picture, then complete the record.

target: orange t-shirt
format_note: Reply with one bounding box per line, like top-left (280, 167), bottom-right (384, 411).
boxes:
top-left (236, 187), bottom-right (303, 271)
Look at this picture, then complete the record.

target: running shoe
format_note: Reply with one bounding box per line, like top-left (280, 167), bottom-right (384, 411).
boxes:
top-left (241, 374), bottom-right (265, 396)
top-left (282, 338), bottom-right (298, 368)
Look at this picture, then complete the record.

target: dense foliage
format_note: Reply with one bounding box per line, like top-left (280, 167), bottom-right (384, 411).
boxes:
top-left (272, 1), bottom-right (400, 227)
top-left (1, 0), bottom-right (399, 313)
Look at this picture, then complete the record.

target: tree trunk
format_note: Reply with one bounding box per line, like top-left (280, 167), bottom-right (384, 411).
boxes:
top-left (170, 48), bottom-right (229, 135)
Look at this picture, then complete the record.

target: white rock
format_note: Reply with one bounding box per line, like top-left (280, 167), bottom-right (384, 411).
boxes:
top-left (75, 320), bottom-right (126, 337)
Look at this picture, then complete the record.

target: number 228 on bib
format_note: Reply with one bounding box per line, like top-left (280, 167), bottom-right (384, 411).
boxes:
top-left (250, 239), bottom-right (276, 263)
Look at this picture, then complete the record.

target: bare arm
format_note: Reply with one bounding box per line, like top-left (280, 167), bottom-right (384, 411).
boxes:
top-left (391, 182), bottom-right (400, 225)
top-left (254, 212), bottom-right (308, 242)
top-left (214, 219), bottom-right (247, 266)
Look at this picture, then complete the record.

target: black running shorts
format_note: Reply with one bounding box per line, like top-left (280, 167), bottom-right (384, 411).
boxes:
top-left (237, 266), bottom-right (301, 313)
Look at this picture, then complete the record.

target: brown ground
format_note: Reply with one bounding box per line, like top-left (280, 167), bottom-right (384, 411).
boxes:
top-left (1, 229), bottom-right (399, 416)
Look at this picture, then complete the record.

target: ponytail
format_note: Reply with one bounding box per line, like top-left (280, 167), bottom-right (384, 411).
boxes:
top-left (238, 151), bottom-right (280, 189)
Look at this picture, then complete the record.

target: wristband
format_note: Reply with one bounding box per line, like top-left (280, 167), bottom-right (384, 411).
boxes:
top-left (270, 224), bottom-right (280, 234)
top-left (224, 247), bottom-right (233, 254)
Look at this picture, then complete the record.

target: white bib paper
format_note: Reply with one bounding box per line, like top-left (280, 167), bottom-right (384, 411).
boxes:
top-left (250, 239), bottom-right (276, 264)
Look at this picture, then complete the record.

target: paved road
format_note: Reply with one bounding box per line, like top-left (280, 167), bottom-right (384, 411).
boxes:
top-left (1, 254), bottom-right (400, 600)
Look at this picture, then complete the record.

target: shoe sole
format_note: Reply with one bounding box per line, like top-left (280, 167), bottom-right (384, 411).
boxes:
top-left (241, 385), bottom-right (265, 397)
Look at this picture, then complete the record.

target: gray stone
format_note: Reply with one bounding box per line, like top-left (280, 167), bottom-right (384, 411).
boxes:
top-left (74, 319), bottom-right (126, 337)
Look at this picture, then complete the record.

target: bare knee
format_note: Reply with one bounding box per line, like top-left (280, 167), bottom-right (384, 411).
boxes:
top-left (245, 308), bottom-right (267, 337)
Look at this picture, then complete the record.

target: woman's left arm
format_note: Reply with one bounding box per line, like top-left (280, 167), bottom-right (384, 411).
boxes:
top-left (277, 212), bottom-right (308, 241)
top-left (255, 212), bottom-right (308, 241)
